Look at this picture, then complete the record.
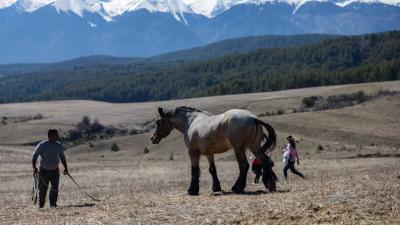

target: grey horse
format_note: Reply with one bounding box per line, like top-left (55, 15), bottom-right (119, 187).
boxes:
top-left (151, 106), bottom-right (277, 195)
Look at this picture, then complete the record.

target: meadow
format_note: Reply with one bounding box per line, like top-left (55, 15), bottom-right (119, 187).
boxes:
top-left (0, 81), bottom-right (399, 224)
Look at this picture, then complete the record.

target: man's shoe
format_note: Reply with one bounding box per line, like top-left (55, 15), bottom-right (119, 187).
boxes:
top-left (50, 205), bottom-right (57, 208)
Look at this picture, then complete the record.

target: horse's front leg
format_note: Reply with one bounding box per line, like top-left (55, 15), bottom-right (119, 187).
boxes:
top-left (207, 155), bottom-right (222, 192)
top-left (188, 149), bottom-right (201, 195)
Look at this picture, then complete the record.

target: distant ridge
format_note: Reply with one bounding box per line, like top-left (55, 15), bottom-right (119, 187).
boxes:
top-left (151, 34), bottom-right (337, 62)
top-left (0, 31), bottom-right (399, 104)
top-left (0, 34), bottom-right (336, 74)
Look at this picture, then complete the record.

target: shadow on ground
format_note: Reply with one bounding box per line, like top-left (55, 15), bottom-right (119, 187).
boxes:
top-left (62, 203), bottom-right (95, 208)
top-left (211, 189), bottom-right (291, 196)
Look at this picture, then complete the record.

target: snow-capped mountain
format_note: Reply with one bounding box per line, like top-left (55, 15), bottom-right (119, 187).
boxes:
top-left (13, 0), bottom-right (53, 12)
top-left (0, 0), bottom-right (17, 9)
top-left (53, 0), bottom-right (105, 16)
top-left (2, 0), bottom-right (400, 19)
top-left (7, 0), bottom-right (111, 19)
top-left (182, 0), bottom-right (240, 18)
top-left (0, 0), bottom-right (399, 63)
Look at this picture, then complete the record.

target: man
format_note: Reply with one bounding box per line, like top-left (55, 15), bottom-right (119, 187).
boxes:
top-left (32, 129), bottom-right (68, 208)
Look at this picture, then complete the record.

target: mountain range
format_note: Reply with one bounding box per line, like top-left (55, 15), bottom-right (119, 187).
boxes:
top-left (0, 0), bottom-right (400, 63)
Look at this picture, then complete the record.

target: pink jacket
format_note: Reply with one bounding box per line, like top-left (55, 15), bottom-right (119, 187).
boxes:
top-left (285, 143), bottom-right (299, 161)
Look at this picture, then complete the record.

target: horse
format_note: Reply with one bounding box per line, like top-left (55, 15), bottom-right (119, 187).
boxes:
top-left (151, 106), bottom-right (278, 195)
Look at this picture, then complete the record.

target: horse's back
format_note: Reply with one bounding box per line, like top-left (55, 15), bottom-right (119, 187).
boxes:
top-left (187, 109), bottom-right (258, 154)
top-left (222, 109), bottom-right (260, 148)
top-left (223, 109), bottom-right (257, 125)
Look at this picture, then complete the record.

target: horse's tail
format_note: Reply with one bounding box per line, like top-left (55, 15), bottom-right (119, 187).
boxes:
top-left (254, 118), bottom-right (278, 189)
top-left (254, 119), bottom-right (277, 154)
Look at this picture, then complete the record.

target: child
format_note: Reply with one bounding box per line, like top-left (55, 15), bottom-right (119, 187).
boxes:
top-left (250, 154), bottom-right (262, 183)
top-left (282, 136), bottom-right (305, 179)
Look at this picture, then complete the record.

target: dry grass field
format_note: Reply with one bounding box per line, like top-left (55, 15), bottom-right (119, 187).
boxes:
top-left (0, 81), bottom-right (399, 225)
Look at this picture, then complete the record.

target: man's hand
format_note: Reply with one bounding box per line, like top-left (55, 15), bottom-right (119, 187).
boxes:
top-left (32, 159), bottom-right (38, 175)
top-left (63, 168), bottom-right (69, 175)
top-left (33, 167), bottom-right (38, 175)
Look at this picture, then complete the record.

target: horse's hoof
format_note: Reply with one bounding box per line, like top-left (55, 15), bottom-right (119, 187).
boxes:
top-left (212, 185), bottom-right (222, 192)
top-left (231, 186), bottom-right (244, 194)
top-left (188, 186), bottom-right (199, 196)
top-left (188, 190), bottom-right (199, 196)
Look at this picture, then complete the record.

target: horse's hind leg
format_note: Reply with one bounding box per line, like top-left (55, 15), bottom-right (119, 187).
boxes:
top-left (207, 155), bottom-right (222, 192)
top-left (231, 147), bottom-right (249, 194)
top-left (188, 149), bottom-right (201, 195)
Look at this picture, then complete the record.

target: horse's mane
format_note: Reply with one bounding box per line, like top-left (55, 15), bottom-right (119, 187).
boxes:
top-left (175, 106), bottom-right (212, 116)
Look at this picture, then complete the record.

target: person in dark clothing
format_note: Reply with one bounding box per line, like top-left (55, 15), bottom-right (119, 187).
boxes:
top-left (251, 156), bottom-right (263, 183)
top-left (32, 129), bottom-right (68, 208)
top-left (282, 136), bottom-right (305, 179)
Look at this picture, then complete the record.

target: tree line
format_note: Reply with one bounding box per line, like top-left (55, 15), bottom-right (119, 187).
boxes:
top-left (0, 31), bottom-right (399, 103)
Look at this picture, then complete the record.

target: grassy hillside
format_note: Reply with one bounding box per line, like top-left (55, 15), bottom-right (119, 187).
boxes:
top-left (0, 31), bottom-right (399, 103)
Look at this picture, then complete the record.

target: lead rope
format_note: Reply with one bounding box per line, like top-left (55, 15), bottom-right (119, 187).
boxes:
top-left (124, 142), bottom-right (152, 175)
top-left (63, 142), bottom-right (153, 202)
top-left (64, 172), bottom-right (112, 202)
top-left (32, 172), bottom-right (38, 205)
top-left (115, 142), bottom-right (153, 195)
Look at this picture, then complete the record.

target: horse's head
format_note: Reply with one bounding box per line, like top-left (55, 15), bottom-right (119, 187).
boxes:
top-left (151, 107), bottom-right (174, 144)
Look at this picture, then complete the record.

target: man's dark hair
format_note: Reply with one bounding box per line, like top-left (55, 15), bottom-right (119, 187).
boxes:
top-left (48, 129), bottom-right (58, 136)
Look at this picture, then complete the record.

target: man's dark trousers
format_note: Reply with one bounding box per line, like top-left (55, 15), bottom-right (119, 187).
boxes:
top-left (38, 168), bottom-right (60, 208)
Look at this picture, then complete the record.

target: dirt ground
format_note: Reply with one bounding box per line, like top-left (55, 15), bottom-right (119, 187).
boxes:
top-left (0, 81), bottom-right (399, 225)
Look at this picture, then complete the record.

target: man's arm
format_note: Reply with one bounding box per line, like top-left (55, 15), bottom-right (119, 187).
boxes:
top-left (32, 160), bottom-right (38, 174)
top-left (32, 144), bottom-right (41, 174)
top-left (60, 150), bottom-right (68, 174)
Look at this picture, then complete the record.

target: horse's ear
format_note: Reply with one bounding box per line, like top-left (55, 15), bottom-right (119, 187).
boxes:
top-left (158, 107), bottom-right (165, 117)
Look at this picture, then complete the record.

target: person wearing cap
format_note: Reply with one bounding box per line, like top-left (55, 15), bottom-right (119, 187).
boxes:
top-left (32, 129), bottom-right (68, 208)
top-left (282, 135), bottom-right (305, 179)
